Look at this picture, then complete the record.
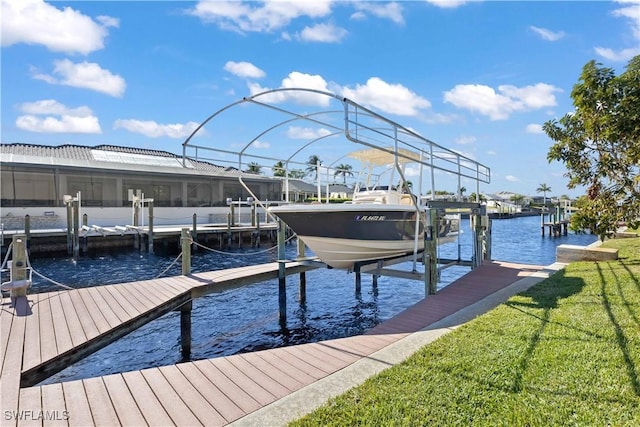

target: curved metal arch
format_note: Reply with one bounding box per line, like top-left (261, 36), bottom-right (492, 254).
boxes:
top-left (237, 110), bottom-right (344, 169)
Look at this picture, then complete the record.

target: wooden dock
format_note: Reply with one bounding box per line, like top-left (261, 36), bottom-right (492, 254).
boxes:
top-left (1, 260), bottom-right (553, 426)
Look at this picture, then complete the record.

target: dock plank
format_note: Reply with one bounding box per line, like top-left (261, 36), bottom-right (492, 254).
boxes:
top-left (17, 386), bottom-right (42, 427)
top-left (41, 382), bottom-right (68, 427)
top-left (75, 289), bottom-right (111, 335)
top-left (176, 362), bottom-right (245, 423)
top-left (82, 378), bottom-right (119, 426)
top-left (226, 353), bottom-right (292, 396)
top-left (83, 287), bottom-right (122, 329)
top-left (102, 374), bottom-right (148, 426)
top-left (36, 294), bottom-right (58, 364)
top-left (192, 359), bottom-right (261, 414)
top-left (22, 294), bottom-right (41, 373)
top-left (57, 291), bottom-right (87, 348)
top-left (61, 380), bottom-right (94, 427)
top-left (98, 285), bottom-right (143, 320)
top-left (121, 370), bottom-right (174, 426)
top-left (158, 364), bottom-right (227, 426)
top-left (66, 290), bottom-right (100, 342)
top-left (211, 357), bottom-right (276, 406)
top-left (48, 293), bottom-right (74, 357)
top-left (1, 303), bottom-right (27, 426)
top-left (114, 282), bottom-right (157, 312)
top-left (140, 367), bottom-right (203, 426)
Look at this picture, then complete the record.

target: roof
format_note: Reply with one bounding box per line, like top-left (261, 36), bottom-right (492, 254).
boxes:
top-left (0, 143), bottom-right (274, 181)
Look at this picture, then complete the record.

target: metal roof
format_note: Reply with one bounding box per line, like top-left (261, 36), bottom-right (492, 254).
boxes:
top-left (0, 143), bottom-right (275, 181)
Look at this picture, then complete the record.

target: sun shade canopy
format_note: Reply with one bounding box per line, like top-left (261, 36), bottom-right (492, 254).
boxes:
top-left (347, 147), bottom-right (421, 167)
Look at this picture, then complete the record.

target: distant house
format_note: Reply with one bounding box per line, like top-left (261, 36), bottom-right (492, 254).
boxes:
top-left (0, 143), bottom-right (281, 208)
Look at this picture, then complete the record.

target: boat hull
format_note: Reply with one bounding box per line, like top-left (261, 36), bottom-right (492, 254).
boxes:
top-left (269, 204), bottom-right (423, 269)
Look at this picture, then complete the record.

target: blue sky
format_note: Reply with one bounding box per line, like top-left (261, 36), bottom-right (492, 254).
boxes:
top-left (2, 0), bottom-right (639, 198)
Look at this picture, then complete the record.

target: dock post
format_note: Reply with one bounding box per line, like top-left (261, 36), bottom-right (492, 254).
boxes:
top-left (24, 215), bottom-right (31, 251)
top-left (297, 237), bottom-right (306, 303)
top-left (472, 211), bottom-right (485, 269)
top-left (226, 213), bottom-right (232, 249)
top-left (255, 214), bottom-right (261, 247)
top-left (9, 235), bottom-right (28, 302)
top-left (192, 213), bottom-right (198, 252)
top-left (277, 219), bottom-right (287, 326)
top-left (354, 263), bottom-right (362, 295)
top-left (425, 208), bottom-right (438, 295)
top-left (73, 198), bottom-right (80, 259)
top-left (483, 217), bottom-right (492, 261)
top-left (251, 203), bottom-right (256, 227)
top-left (148, 201), bottom-right (154, 254)
top-left (180, 300), bottom-right (192, 359)
top-left (181, 228), bottom-right (191, 275)
top-left (66, 200), bottom-right (73, 255)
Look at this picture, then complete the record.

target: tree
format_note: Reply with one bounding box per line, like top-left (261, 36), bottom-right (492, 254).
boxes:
top-left (333, 163), bottom-right (354, 183)
top-left (536, 183), bottom-right (552, 205)
top-left (469, 192), bottom-right (487, 203)
top-left (272, 161), bottom-right (286, 177)
top-left (288, 169), bottom-right (306, 179)
top-left (306, 155), bottom-right (322, 179)
top-left (543, 56), bottom-right (640, 240)
top-left (246, 162), bottom-right (262, 174)
top-left (458, 186), bottom-right (467, 201)
top-left (510, 194), bottom-right (524, 207)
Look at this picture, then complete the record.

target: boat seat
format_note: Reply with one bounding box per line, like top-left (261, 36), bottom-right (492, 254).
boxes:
top-left (400, 194), bottom-right (414, 205)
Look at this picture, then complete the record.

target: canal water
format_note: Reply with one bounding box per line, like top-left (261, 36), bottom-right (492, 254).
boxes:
top-left (26, 215), bottom-right (596, 384)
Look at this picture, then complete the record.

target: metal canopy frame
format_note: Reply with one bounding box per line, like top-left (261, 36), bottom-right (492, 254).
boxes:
top-left (181, 88), bottom-right (491, 203)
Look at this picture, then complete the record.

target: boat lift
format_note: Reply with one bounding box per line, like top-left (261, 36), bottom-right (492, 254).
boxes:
top-left (181, 88), bottom-right (492, 299)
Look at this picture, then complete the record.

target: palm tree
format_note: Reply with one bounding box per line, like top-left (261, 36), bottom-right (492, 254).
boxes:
top-left (510, 194), bottom-right (525, 207)
top-left (306, 155), bottom-right (322, 179)
top-left (272, 161), bottom-right (286, 177)
top-left (458, 186), bottom-right (467, 201)
top-left (536, 183), bottom-right (551, 206)
top-left (333, 163), bottom-right (354, 183)
top-left (246, 162), bottom-right (262, 174)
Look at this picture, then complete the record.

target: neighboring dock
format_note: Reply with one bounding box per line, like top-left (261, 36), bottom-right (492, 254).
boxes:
top-left (0, 260), bottom-right (561, 426)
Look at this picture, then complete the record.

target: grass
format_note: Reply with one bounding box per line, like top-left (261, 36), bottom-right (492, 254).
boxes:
top-left (291, 237), bottom-right (640, 426)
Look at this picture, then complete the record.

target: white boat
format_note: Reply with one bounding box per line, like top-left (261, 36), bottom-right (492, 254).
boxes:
top-left (268, 147), bottom-right (458, 270)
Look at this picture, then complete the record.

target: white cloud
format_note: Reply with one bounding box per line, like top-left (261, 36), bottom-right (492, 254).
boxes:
top-left (187, 0), bottom-right (333, 33)
top-left (299, 22), bottom-right (348, 43)
top-left (0, 0), bottom-right (117, 55)
top-left (342, 77), bottom-right (431, 116)
top-left (224, 61), bottom-right (266, 79)
top-left (32, 59), bottom-right (126, 97)
top-left (526, 123), bottom-right (544, 134)
top-left (248, 72), bottom-right (334, 106)
top-left (252, 140), bottom-right (270, 149)
top-left (594, 46), bottom-right (640, 62)
top-left (443, 83), bottom-right (560, 120)
top-left (425, 0), bottom-right (470, 9)
top-left (19, 99), bottom-right (93, 117)
top-left (529, 26), bottom-right (565, 41)
top-left (113, 119), bottom-right (200, 139)
top-left (352, 2), bottom-right (405, 25)
top-left (16, 99), bottom-right (100, 134)
top-left (287, 126), bottom-right (333, 140)
top-left (455, 135), bottom-right (476, 145)
top-left (487, 150), bottom-right (497, 156)
top-left (595, 1), bottom-right (640, 62)
top-left (505, 175), bottom-right (520, 182)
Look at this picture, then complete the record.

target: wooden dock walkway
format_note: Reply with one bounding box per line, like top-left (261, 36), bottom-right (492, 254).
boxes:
top-left (1, 260), bottom-right (556, 426)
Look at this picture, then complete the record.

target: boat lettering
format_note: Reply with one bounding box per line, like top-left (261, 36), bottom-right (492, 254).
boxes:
top-left (355, 215), bottom-right (386, 221)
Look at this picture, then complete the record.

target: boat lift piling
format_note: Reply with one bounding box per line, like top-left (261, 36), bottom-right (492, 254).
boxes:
top-left (277, 219), bottom-right (287, 327)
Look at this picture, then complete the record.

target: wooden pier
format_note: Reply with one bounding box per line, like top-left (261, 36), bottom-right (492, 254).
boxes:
top-left (0, 260), bottom-right (557, 426)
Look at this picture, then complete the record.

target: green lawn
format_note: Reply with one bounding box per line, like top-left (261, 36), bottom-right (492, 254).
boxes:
top-left (291, 237), bottom-right (640, 426)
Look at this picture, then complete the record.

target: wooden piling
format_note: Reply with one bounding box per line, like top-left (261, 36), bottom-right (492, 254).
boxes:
top-left (297, 237), bottom-right (306, 303)
top-left (24, 215), bottom-right (31, 251)
top-left (9, 235), bottom-right (28, 300)
top-left (425, 208), bottom-right (438, 295)
top-left (181, 228), bottom-right (191, 276)
top-left (73, 198), bottom-right (80, 259)
top-left (180, 300), bottom-right (192, 358)
top-left (148, 201), bottom-right (154, 254)
top-left (277, 220), bottom-right (287, 326)
top-left (192, 213), bottom-right (198, 252)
